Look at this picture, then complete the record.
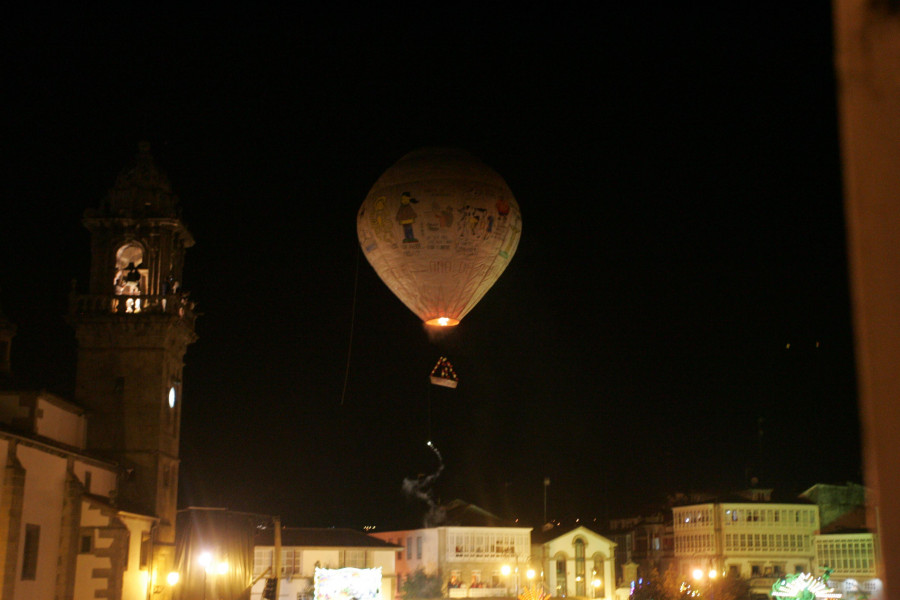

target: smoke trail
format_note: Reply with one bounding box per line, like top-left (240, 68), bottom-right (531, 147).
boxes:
top-left (402, 441), bottom-right (446, 526)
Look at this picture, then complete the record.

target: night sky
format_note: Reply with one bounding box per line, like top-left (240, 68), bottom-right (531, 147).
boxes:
top-left (1, 6), bottom-right (860, 530)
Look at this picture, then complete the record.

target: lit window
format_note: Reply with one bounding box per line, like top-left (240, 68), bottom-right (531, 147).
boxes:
top-left (345, 550), bottom-right (367, 569)
top-left (575, 539), bottom-right (585, 596)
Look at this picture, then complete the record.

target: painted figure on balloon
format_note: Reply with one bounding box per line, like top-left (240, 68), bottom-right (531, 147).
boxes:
top-left (428, 201), bottom-right (454, 231)
top-left (396, 192), bottom-right (419, 243)
top-left (370, 196), bottom-right (396, 245)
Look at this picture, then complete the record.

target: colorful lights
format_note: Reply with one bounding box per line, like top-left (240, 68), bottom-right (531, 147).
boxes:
top-left (771, 571), bottom-right (841, 599)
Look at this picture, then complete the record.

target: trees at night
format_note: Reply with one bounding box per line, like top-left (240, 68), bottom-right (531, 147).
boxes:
top-left (400, 569), bottom-right (443, 600)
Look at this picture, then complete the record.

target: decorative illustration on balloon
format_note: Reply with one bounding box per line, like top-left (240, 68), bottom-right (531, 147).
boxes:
top-left (357, 148), bottom-right (522, 327)
top-left (395, 192), bottom-right (420, 243)
top-left (370, 196), bottom-right (395, 245)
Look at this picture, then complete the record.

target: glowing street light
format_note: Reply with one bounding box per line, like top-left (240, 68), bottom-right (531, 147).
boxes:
top-left (693, 569), bottom-right (704, 582)
top-left (199, 551), bottom-right (227, 600)
top-left (166, 571), bottom-right (180, 586)
top-left (526, 569), bottom-right (536, 581)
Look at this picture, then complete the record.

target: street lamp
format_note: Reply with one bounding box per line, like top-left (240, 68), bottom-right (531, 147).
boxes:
top-left (199, 551), bottom-right (228, 600)
top-left (592, 578), bottom-right (602, 598)
top-left (199, 552), bottom-right (213, 600)
top-left (501, 564), bottom-right (520, 598)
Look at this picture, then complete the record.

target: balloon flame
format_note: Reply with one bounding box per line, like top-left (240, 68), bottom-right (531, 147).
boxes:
top-left (426, 317), bottom-right (459, 327)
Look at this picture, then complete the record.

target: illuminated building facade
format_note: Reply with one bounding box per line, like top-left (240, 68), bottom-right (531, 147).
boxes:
top-left (813, 534), bottom-right (878, 598)
top-left (672, 495), bottom-right (819, 598)
top-left (250, 527), bottom-right (401, 600)
top-left (369, 501), bottom-right (532, 598)
top-left (606, 513), bottom-right (674, 584)
top-left (0, 389), bottom-right (156, 599)
top-left (803, 483), bottom-right (880, 598)
top-left (531, 525), bottom-right (616, 600)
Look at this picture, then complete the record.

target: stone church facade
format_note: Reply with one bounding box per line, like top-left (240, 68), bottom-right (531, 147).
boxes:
top-left (0, 143), bottom-right (196, 600)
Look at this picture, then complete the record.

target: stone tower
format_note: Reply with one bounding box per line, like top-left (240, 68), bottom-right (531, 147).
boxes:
top-left (70, 142), bottom-right (196, 598)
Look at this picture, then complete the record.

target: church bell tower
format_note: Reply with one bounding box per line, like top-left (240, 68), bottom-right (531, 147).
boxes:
top-left (70, 142), bottom-right (196, 597)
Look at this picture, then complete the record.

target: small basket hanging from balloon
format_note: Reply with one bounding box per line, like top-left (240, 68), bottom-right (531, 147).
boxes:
top-left (429, 356), bottom-right (459, 388)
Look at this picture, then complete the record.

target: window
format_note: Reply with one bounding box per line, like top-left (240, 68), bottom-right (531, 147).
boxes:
top-left (80, 533), bottom-right (92, 553)
top-left (592, 559), bottom-right (605, 598)
top-left (22, 524), bottom-right (40, 580)
top-left (345, 550), bottom-right (367, 568)
top-left (114, 243), bottom-right (145, 299)
top-left (254, 549), bottom-right (273, 578)
top-left (282, 549), bottom-right (302, 575)
top-left (575, 539), bottom-right (586, 596)
top-left (556, 558), bottom-right (567, 596)
top-left (417, 536), bottom-right (422, 559)
top-left (84, 471), bottom-right (92, 493)
top-left (449, 570), bottom-right (462, 589)
top-left (407, 537), bottom-right (412, 560)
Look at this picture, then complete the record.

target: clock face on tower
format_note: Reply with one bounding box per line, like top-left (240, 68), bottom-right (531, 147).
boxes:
top-left (168, 386), bottom-right (176, 408)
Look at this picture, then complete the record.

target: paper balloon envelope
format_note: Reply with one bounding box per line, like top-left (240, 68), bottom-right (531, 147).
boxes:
top-left (357, 148), bottom-right (522, 326)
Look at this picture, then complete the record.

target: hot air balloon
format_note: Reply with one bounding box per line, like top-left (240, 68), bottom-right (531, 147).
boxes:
top-left (357, 148), bottom-right (522, 326)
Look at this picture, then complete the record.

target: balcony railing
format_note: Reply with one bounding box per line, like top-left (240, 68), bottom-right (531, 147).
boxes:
top-left (449, 587), bottom-right (509, 598)
top-left (70, 293), bottom-right (196, 325)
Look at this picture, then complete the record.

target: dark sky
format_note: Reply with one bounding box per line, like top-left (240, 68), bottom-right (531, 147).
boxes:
top-left (1, 6), bottom-right (860, 530)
